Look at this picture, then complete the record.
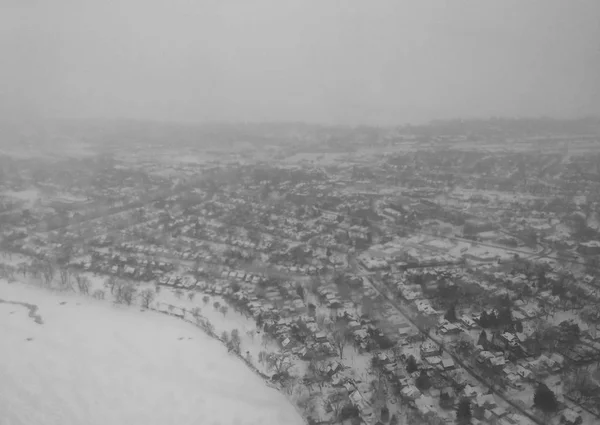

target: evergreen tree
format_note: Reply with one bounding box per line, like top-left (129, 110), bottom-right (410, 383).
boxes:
top-left (445, 303), bottom-right (458, 322)
top-left (456, 398), bottom-right (472, 424)
top-left (538, 270), bottom-right (548, 288)
top-left (479, 311), bottom-right (489, 327)
top-left (515, 320), bottom-right (523, 333)
top-left (406, 355), bottom-right (418, 373)
top-left (533, 383), bottom-right (558, 413)
top-left (415, 370), bottom-right (431, 390)
top-left (477, 329), bottom-right (488, 347)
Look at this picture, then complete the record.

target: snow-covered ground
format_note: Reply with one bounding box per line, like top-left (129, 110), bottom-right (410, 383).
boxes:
top-left (0, 279), bottom-right (304, 425)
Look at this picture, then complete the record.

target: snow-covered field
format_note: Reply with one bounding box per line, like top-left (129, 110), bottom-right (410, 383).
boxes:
top-left (0, 279), bottom-right (304, 425)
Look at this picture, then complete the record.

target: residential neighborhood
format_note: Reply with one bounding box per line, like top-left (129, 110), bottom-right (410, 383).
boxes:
top-left (1, 118), bottom-right (600, 425)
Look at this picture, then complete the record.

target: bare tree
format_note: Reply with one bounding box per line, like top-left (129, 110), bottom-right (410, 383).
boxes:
top-left (327, 391), bottom-right (347, 420)
top-left (75, 274), bottom-right (90, 295)
top-left (228, 328), bottom-right (241, 353)
top-left (105, 276), bottom-right (117, 294)
top-left (202, 295), bottom-right (210, 305)
top-left (140, 288), bottom-right (155, 309)
top-left (187, 291), bottom-right (195, 301)
top-left (114, 281), bottom-right (137, 305)
top-left (18, 262), bottom-right (27, 277)
top-left (265, 352), bottom-right (293, 376)
top-left (331, 319), bottom-right (353, 359)
top-left (92, 289), bottom-right (106, 300)
top-left (191, 306), bottom-right (202, 321)
top-left (174, 288), bottom-right (184, 299)
top-left (246, 329), bottom-right (256, 340)
top-left (306, 358), bottom-right (329, 390)
top-left (58, 266), bottom-right (73, 291)
top-left (42, 261), bottom-right (55, 286)
top-left (203, 319), bottom-right (215, 335)
top-left (261, 332), bottom-right (270, 348)
top-left (221, 330), bottom-right (229, 342)
top-left (219, 305), bottom-right (229, 317)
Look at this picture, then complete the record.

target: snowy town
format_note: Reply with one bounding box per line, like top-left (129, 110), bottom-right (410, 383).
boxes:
top-left (2, 118), bottom-right (600, 425)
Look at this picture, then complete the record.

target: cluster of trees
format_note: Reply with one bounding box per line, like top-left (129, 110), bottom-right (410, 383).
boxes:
top-left (477, 307), bottom-right (513, 328)
top-left (221, 329), bottom-right (242, 354)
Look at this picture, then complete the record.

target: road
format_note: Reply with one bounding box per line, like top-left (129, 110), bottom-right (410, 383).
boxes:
top-left (361, 274), bottom-right (544, 425)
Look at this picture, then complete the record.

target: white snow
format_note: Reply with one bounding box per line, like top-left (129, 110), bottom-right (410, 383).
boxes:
top-left (0, 279), bottom-right (304, 425)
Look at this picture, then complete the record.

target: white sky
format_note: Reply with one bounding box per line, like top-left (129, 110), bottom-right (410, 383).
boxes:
top-left (2, 0), bottom-right (599, 125)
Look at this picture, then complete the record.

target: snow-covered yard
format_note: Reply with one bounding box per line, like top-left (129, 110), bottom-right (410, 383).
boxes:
top-left (0, 279), bottom-right (304, 425)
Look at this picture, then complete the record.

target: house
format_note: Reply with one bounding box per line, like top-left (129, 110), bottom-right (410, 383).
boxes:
top-left (400, 385), bottom-right (421, 400)
top-left (560, 409), bottom-right (583, 425)
top-left (439, 386), bottom-right (456, 408)
top-left (474, 394), bottom-right (497, 419)
top-left (516, 365), bottom-right (533, 380)
top-left (461, 315), bottom-right (477, 329)
top-left (441, 358), bottom-right (456, 370)
top-left (315, 331), bottom-right (328, 343)
top-left (440, 323), bottom-right (462, 335)
top-left (420, 341), bottom-right (439, 358)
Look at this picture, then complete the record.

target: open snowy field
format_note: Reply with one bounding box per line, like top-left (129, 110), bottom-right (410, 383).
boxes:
top-left (0, 280), bottom-right (304, 425)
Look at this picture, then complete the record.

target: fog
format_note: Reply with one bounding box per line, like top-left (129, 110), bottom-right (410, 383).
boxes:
top-left (2, 0), bottom-right (600, 125)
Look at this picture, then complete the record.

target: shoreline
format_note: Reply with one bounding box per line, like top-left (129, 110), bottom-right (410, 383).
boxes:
top-left (0, 277), bottom-right (309, 425)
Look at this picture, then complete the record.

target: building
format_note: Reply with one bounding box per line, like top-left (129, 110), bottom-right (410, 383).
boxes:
top-left (578, 240), bottom-right (600, 255)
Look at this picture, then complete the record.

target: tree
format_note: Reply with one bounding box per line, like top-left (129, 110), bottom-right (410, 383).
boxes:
top-left (477, 330), bottom-right (488, 348)
top-left (389, 414), bottom-right (399, 425)
top-left (228, 328), bottom-right (241, 353)
top-left (203, 319), bottom-right (215, 335)
top-left (92, 289), bottom-right (106, 300)
top-left (58, 267), bottom-right (72, 291)
top-left (41, 261), bottom-right (55, 286)
top-left (332, 319), bottom-right (352, 359)
top-left (140, 288), bottom-right (155, 309)
top-left (406, 355), bottom-right (418, 373)
top-left (381, 406), bottom-right (390, 422)
top-left (202, 295), bottom-right (210, 305)
top-left (445, 303), bottom-right (458, 322)
top-left (456, 398), bottom-right (472, 425)
top-left (191, 306), bottom-right (202, 321)
top-left (415, 370), bottom-right (431, 390)
top-left (213, 301), bottom-right (221, 310)
top-left (265, 352), bottom-right (293, 377)
top-left (114, 281), bottom-right (137, 305)
top-left (18, 262), bottom-right (27, 277)
top-left (306, 358), bottom-right (329, 390)
top-left (75, 274), bottom-right (90, 295)
top-left (174, 288), bottom-right (184, 299)
top-left (515, 320), bottom-right (523, 333)
top-left (221, 331), bottom-right (229, 342)
top-left (105, 276), bottom-right (117, 294)
top-left (339, 405), bottom-right (360, 422)
top-left (219, 305), bottom-right (229, 317)
top-left (188, 291), bottom-right (195, 301)
top-left (533, 383), bottom-right (558, 413)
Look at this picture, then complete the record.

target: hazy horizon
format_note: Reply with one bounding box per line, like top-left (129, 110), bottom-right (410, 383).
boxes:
top-left (2, 0), bottom-right (600, 126)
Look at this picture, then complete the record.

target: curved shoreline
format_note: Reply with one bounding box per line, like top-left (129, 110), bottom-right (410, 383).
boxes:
top-left (0, 298), bottom-right (44, 324)
top-left (151, 306), bottom-right (309, 424)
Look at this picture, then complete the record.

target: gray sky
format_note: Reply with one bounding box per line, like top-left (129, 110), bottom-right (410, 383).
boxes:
top-left (2, 0), bottom-right (600, 125)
